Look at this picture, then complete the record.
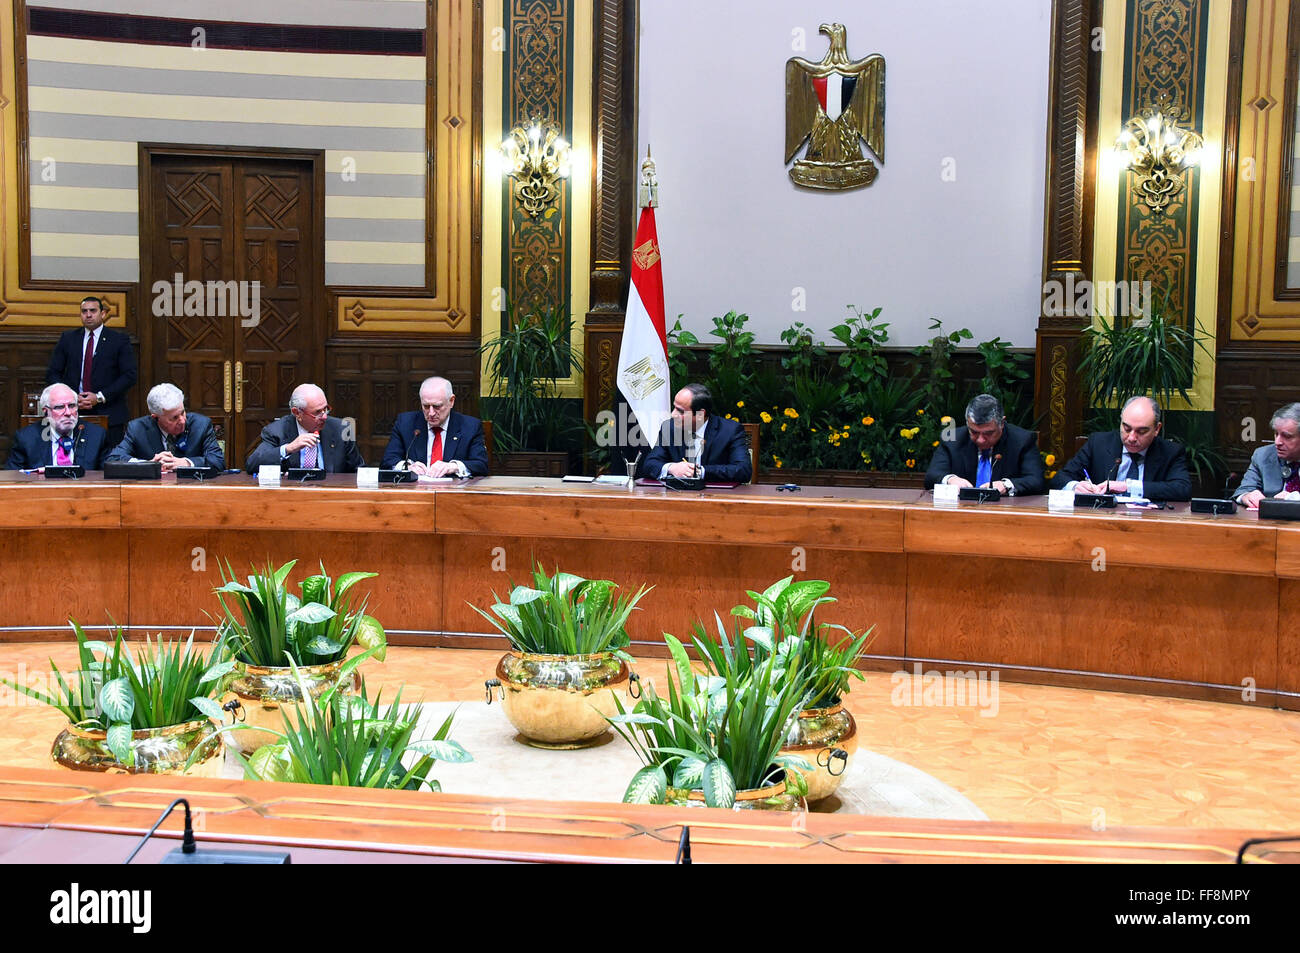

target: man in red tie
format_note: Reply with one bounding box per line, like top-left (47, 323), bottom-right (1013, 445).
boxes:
top-left (380, 376), bottom-right (489, 477)
top-left (4, 383), bottom-right (109, 471)
top-left (44, 295), bottom-right (137, 447)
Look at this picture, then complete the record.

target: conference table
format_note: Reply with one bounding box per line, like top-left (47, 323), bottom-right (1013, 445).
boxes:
top-left (1, 471), bottom-right (1296, 709)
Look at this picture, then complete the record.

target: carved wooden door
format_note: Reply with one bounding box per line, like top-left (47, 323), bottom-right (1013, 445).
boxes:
top-left (149, 154), bottom-right (318, 469)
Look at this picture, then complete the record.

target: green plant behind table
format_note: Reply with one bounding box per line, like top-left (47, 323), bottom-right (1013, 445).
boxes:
top-left (910, 317), bottom-right (971, 417)
top-left (214, 559), bottom-right (387, 668)
top-left (976, 335), bottom-right (1031, 422)
top-left (703, 310), bottom-right (761, 412)
top-left (480, 300), bottom-right (584, 453)
top-left (609, 633), bottom-right (811, 808)
top-left (0, 621), bottom-right (236, 766)
top-left (236, 669), bottom-right (471, 791)
top-left (470, 564), bottom-right (651, 658)
top-left (666, 316), bottom-right (698, 386)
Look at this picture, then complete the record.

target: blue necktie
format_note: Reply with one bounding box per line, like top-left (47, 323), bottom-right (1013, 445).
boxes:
top-left (976, 451), bottom-right (991, 487)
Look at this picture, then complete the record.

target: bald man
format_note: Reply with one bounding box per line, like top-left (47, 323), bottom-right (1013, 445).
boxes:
top-left (244, 383), bottom-right (364, 474)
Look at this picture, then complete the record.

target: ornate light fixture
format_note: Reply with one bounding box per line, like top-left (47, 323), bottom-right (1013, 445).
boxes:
top-left (1115, 111), bottom-right (1204, 216)
top-left (499, 121), bottom-right (572, 220)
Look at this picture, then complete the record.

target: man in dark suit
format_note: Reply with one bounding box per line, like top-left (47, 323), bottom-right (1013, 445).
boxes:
top-left (380, 376), bottom-right (488, 477)
top-left (45, 295), bottom-right (137, 447)
top-left (1052, 396), bottom-right (1190, 502)
top-left (1236, 402), bottom-right (1300, 509)
top-left (925, 393), bottom-right (1044, 496)
top-left (5, 383), bottom-right (108, 471)
top-left (105, 383), bottom-right (225, 472)
top-left (244, 383), bottom-right (364, 474)
top-left (640, 383), bottom-right (752, 483)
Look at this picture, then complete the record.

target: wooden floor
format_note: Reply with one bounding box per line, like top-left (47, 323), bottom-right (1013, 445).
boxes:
top-left (2, 642), bottom-right (1299, 833)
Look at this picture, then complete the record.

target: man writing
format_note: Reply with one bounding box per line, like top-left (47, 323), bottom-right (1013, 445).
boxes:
top-left (925, 393), bottom-right (1045, 496)
top-left (45, 295), bottom-right (137, 447)
top-left (639, 383), bottom-right (753, 483)
top-left (244, 383), bottom-right (364, 474)
top-left (5, 383), bottom-right (108, 471)
top-left (1236, 403), bottom-right (1300, 509)
top-left (106, 383), bottom-right (225, 472)
top-left (380, 376), bottom-right (488, 478)
top-left (1052, 396), bottom-right (1190, 502)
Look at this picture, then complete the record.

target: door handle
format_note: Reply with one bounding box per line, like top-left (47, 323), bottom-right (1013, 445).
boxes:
top-left (223, 361), bottom-right (232, 413)
top-left (235, 361), bottom-right (244, 413)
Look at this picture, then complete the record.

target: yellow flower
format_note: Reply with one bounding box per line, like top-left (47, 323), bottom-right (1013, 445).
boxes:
top-left (784, 408), bottom-right (799, 419)
top-left (1046, 469), bottom-right (1056, 478)
top-left (774, 457), bottom-right (783, 468)
top-left (737, 401), bottom-right (745, 408)
top-left (760, 411), bottom-right (773, 424)
top-left (941, 416), bottom-right (953, 425)
top-left (916, 409), bottom-right (925, 416)
top-left (1044, 454), bottom-right (1056, 466)
top-left (933, 440), bottom-right (939, 447)
top-left (781, 423), bottom-right (787, 432)
top-left (862, 416), bottom-right (875, 426)
top-left (899, 429), bottom-right (908, 438)
top-left (811, 428), bottom-right (818, 433)
top-left (906, 458), bottom-right (916, 468)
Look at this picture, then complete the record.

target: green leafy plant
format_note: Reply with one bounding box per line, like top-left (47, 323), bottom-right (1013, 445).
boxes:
top-left (480, 299), bottom-right (584, 453)
top-left (610, 633), bottom-right (811, 808)
top-left (471, 564), bottom-right (650, 657)
top-left (214, 559), bottom-right (386, 667)
top-left (236, 665), bottom-right (471, 791)
top-left (666, 316), bottom-right (698, 385)
top-left (0, 621), bottom-right (235, 766)
top-left (911, 317), bottom-right (971, 417)
top-left (976, 335), bottom-right (1031, 421)
top-left (704, 310), bottom-right (760, 412)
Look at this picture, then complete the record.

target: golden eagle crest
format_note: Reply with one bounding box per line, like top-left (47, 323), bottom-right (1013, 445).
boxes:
top-left (785, 23), bottom-right (885, 191)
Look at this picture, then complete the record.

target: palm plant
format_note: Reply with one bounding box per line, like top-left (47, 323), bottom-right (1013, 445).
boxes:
top-left (0, 621), bottom-right (235, 766)
top-left (236, 668), bottom-right (471, 791)
top-left (214, 559), bottom-right (386, 667)
top-left (471, 564), bottom-right (650, 657)
top-left (610, 633), bottom-right (811, 808)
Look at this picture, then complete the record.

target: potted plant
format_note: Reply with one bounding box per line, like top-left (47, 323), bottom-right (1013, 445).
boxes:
top-left (1, 621), bottom-right (233, 776)
top-left (479, 300), bottom-right (584, 476)
top-left (696, 577), bottom-right (874, 802)
top-left (236, 663), bottom-right (471, 791)
top-left (609, 633), bottom-right (811, 811)
top-left (476, 564), bottom-right (649, 748)
top-left (214, 559), bottom-right (387, 754)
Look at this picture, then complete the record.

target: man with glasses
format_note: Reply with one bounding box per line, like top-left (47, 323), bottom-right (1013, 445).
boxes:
top-left (244, 383), bottom-right (364, 474)
top-left (1052, 395), bottom-right (1190, 502)
top-left (1236, 402), bottom-right (1300, 509)
top-left (925, 393), bottom-right (1045, 496)
top-left (106, 382), bottom-right (225, 472)
top-left (380, 376), bottom-right (488, 478)
top-left (639, 382), bottom-right (752, 483)
top-left (5, 383), bottom-right (108, 471)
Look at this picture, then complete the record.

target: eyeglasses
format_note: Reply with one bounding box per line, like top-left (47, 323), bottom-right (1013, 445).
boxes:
top-left (301, 406), bottom-right (330, 419)
top-left (46, 402), bottom-right (78, 412)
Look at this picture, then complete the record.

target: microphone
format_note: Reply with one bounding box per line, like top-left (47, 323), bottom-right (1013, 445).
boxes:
top-left (401, 426), bottom-right (419, 470)
top-left (1103, 455), bottom-right (1121, 492)
top-left (124, 797), bottom-right (290, 864)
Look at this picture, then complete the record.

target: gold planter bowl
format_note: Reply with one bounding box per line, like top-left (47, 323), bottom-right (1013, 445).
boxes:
top-left (490, 652), bottom-right (629, 749)
top-left (779, 702), bottom-right (858, 802)
top-left (666, 777), bottom-right (802, 812)
top-left (224, 658), bottom-right (360, 754)
top-left (51, 719), bottom-right (223, 777)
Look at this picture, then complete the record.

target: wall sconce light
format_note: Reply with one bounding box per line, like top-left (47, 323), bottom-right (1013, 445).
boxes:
top-left (499, 121), bottom-right (572, 220)
top-left (1115, 110), bottom-right (1203, 216)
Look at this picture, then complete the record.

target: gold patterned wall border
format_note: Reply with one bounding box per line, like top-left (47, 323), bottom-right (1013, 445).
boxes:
top-left (1228, 0), bottom-right (1300, 340)
top-left (0, 1), bottom-right (126, 326)
top-left (1049, 343), bottom-right (1068, 461)
top-left (332, 0), bottom-right (479, 334)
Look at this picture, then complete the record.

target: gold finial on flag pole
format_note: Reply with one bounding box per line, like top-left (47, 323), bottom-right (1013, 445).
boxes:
top-left (639, 145), bottom-right (658, 208)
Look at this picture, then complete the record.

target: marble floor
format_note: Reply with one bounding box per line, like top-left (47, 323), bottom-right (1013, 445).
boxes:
top-left (2, 642), bottom-right (1299, 833)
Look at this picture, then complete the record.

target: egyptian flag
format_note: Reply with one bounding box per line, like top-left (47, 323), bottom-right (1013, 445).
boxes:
top-left (812, 72), bottom-right (857, 121)
top-left (617, 207), bottom-right (671, 448)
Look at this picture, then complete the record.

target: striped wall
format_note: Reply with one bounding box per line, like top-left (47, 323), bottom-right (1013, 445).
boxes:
top-left (25, 1), bottom-right (427, 287)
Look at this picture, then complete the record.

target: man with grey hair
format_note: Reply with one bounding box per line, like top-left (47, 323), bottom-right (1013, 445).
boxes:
top-left (380, 376), bottom-right (488, 477)
top-left (245, 383), bottom-right (364, 474)
top-left (1236, 402), bottom-right (1300, 509)
top-left (1052, 395), bottom-right (1190, 501)
top-left (5, 382), bottom-right (108, 470)
top-left (925, 393), bottom-right (1045, 495)
top-left (106, 382), bottom-right (224, 472)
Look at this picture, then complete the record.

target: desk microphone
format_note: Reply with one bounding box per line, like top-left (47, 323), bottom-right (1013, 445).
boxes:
top-left (1103, 455), bottom-right (1121, 492)
top-left (401, 426), bottom-right (420, 470)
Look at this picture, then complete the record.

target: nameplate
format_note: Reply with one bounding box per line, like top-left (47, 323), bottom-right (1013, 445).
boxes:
top-left (357, 467), bottom-right (379, 487)
top-left (1047, 489), bottom-right (1075, 511)
top-left (933, 483), bottom-right (960, 503)
top-left (257, 464), bottom-right (281, 487)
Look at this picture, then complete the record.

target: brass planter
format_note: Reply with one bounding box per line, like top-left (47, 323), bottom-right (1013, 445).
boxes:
top-left (224, 658), bottom-right (360, 754)
top-left (779, 701), bottom-right (858, 802)
top-left (666, 777), bottom-right (802, 812)
top-left (51, 719), bottom-right (223, 777)
top-left (487, 651), bottom-right (630, 749)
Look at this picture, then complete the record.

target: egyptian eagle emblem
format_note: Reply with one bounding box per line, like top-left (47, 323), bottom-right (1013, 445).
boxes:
top-left (785, 23), bottom-right (885, 191)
